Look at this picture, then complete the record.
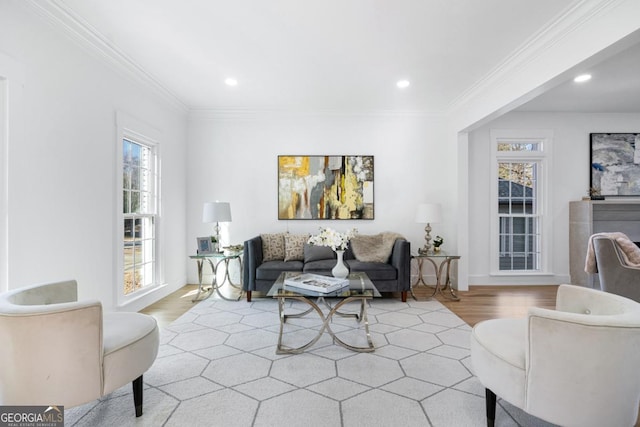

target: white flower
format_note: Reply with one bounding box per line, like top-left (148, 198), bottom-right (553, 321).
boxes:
top-left (307, 227), bottom-right (357, 251)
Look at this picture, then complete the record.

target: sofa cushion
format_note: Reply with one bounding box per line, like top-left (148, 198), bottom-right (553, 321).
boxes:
top-left (303, 259), bottom-right (340, 275)
top-left (261, 233), bottom-right (286, 261)
top-left (304, 244), bottom-right (335, 263)
top-left (346, 260), bottom-right (397, 281)
top-left (284, 233), bottom-right (310, 262)
top-left (350, 232), bottom-right (403, 263)
top-left (256, 260), bottom-right (303, 281)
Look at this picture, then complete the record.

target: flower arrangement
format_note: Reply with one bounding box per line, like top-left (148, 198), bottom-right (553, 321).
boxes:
top-left (433, 235), bottom-right (444, 248)
top-left (307, 227), bottom-right (357, 251)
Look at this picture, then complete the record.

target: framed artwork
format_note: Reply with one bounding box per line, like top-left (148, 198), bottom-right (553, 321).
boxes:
top-left (196, 236), bottom-right (214, 254)
top-left (278, 155), bottom-right (374, 220)
top-left (590, 133), bottom-right (640, 197)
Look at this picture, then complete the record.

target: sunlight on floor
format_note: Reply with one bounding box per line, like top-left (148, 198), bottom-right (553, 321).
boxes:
top-left (496, 293), bottom-right (541, 318)
top-left (180, 288), bottom-right (200, 298)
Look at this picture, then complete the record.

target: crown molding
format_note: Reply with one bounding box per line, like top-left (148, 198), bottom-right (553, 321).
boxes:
top-left (446, 0), bottom-right (625, 115)
top-left (188, 107), bottom-right (445, 122)
top-left (23, 0), bottom-right (188, 113)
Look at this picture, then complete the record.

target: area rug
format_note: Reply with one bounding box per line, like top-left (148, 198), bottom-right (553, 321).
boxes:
top-left (65, 296), bottom-right (555, 426)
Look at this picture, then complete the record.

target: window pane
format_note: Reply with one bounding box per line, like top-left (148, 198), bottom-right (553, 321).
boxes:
top-left (131, 191), bottom-right (140, 213)
top-left (123, 165), bottom-right (132, 189)
top-left (124, 218), bottom-right (134, 240)
top-left (132, 217), bottom-right (141, 238)
top-left (511, 217), bottom-right (525, 234)
top-left (123, 190), bottom-right (130, 214)
top-left (131, 166), bottom-right (140, 191)
top-left (497, 142), bottom-right (541, 151)
top-left (131, 142), bottom-right (141, 165)
top-left (124, 268), bottom-right (135, 294)
top-left (123, 140), bottom-right (131, 164)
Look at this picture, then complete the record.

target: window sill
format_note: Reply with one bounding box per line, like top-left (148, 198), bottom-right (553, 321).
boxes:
top-left (490, 271), bottom-right (554, 277)
top-left (117, 282), bottom-right (168, 309)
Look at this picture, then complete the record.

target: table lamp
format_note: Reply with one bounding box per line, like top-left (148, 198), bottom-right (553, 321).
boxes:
top-left (415, 203), bottom-right (442, 254)
top-left (202, 201), bottom-right (232, 252)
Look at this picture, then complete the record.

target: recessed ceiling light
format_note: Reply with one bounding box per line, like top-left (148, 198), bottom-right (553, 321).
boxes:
top-left (224, 78), bottom-right (238, 86)
top-left (396, 80), bottom-right (410, 89)
top-left (574, 74), bottom-right (591, 83)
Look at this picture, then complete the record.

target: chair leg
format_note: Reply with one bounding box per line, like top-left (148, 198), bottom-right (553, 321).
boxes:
top-left (246, 290), bottom-right (252, 302)
top-left (401, 291), bottom-right (407, 302)
top-left (133, 375), bottom-right (143, 417)
top-left (486, 388), bottom-right (496, 427)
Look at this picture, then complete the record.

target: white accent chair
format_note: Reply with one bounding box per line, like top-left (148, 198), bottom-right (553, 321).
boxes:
top-left (0, 280), bottom-right (159, 417)
top-left (471, 284), bottom-right (640, 427)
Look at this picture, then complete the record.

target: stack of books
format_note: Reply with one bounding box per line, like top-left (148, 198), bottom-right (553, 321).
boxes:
top-left (284, 273), bottom-right (349, 293)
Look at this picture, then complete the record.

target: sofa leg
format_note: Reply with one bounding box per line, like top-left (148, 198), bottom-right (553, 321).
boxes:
top-left (486, 388), bottom-right (496, 427)
top-left (401, 291), bottom-right (407, 302)
top-left (246, 290), bottom-right (252, 302)
top-left (133, 375), bottom-right (143, 417)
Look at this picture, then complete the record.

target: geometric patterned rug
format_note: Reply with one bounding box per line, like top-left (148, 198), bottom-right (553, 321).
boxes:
top-left (64, 296), bottom-right (555, 426)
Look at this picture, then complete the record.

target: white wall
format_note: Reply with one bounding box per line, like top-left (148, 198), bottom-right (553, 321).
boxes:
top-left (468, 111), bottom-right (640, 285)
top-left (449, 2), bottom-right (640, 290)
top-left (186, 111), bottom-right (456, 284)
top-left (0, 2), bottom-right (188, 310)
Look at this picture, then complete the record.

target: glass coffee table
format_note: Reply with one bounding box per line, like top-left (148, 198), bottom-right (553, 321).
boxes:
top-left (267, 271), bottom-right (381, 354)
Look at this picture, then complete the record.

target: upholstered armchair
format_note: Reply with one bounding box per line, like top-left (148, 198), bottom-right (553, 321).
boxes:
top-left (592, 235), bottom-right (640, 301)
top-left (0, 280), bottom-right (159, 417)
top-left (471, 284), bottom-right (640, 427)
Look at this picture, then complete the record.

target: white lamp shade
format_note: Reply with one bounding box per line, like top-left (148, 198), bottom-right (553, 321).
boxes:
top-left (415, 203), bottom-right (442, 223)
top-left (203, 201), bottom-right (232, 223)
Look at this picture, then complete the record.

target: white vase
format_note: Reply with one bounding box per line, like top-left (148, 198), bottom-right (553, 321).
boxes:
top-left (332, 250), bottom-right (349, 278)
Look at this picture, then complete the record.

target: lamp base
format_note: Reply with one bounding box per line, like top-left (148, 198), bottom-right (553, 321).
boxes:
top-left (420, 223), bottom-right (433, 255)
top-left (213, 222), bottom-right (222, 252)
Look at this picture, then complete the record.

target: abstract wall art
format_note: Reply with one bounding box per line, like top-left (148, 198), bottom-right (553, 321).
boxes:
top-left (591, 133), bottom-right (640, 197)
top-left (278, 155), bottom-right (374, 220)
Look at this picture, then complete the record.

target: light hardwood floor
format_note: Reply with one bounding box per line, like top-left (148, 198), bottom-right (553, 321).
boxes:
top-left (141, 283), bottom-right (559, 328)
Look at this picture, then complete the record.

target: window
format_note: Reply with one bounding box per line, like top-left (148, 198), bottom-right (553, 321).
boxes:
top-left (117, 111), bottom-right (161, 304)
top-left (122, 138), bottom-right (157, 295)
top-left (498, 159), bottom-right (539, 270)
top-left (491, 131), bottom-right (551, 274)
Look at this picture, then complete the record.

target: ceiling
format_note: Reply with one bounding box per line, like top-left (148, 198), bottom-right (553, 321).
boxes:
top-left (48, 0), bottom-right (639, 113)
top-left (516, 40), bottom-right (640, 113)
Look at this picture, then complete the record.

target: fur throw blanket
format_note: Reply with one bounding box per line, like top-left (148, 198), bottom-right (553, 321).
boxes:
top-left (350, 232), bottom-right (404, 263)
top-left (585, 232), bottom-right (640, 273)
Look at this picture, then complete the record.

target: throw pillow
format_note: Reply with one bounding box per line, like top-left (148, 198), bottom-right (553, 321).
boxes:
top-left (261, 233), bottom-right (286, 261)
top-left (350, 232), bottom-right (404, 263)
top-left (304, 243), bottom-right (336, 262)
top-left (284, 233), bottom-right (310, 262)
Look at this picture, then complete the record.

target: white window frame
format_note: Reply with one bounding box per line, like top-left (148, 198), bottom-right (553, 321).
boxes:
top-left (116, 112), bottom-right (163, 307)
top-left (490, 129), bottom-right (552, 276)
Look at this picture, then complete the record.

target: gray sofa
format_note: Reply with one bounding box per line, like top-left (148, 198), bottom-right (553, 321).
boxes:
top-left (242, 234), bottom-right (411, 302)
